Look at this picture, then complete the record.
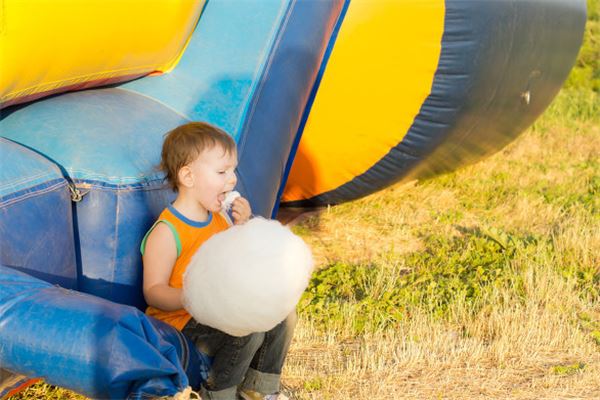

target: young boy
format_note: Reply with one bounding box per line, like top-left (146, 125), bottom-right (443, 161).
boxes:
top-left (141, 122), bottom-right (295, 400)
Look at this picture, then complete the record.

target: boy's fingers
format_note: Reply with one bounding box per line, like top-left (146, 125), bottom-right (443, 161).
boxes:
top-left (231, 209), bottom-right (249, 223)
top-left (232, 212), bottom-right (246, 225)
top-left (234, 197), bottom-right (250, 207)
top-left (231, 205), bottom-right (242, 215)
top-left (230, 196), bottom-right (251, 223)
top-left (232, 202), bottom-right (250, 214)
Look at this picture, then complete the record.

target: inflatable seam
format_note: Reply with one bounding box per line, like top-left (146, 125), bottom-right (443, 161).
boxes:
top-left (0, 171), bottom-right (61, 192)
top-left (0, 180), bottom-right (67, 208)
top-left (71, 179), bottom-right (166, 191)
top-left (112, 87), bottom-right (192, 121)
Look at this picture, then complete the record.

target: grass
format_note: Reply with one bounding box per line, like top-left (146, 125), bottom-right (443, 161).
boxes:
top-left (283, 107), bottom-right (600, 397)
top-left (8, 384), bottom-right (83, 400)
top-left (7, 1), bottom-right (599, 399)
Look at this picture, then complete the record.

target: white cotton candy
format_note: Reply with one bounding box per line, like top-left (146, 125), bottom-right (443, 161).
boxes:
top-left (221, 191), bottom-right (240, 212)
top-left (182, 217), bottom-right (313, 337)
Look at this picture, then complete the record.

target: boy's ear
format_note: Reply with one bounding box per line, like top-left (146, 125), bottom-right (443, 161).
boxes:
top-left (178, 166), bottom-right (194, 188)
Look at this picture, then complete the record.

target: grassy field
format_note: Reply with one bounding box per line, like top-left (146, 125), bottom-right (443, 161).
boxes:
top-left (281, 6), bottom-right (599, 397)
top-left (9, 2), bottom-right (599, 399)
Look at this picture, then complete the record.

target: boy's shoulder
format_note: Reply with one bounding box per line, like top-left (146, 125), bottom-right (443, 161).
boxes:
top-left (140, 220), bottom-right (179, 257)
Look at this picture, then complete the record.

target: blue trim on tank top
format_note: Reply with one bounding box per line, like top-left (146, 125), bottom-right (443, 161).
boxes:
top-left (168, 204), bottom-right (212, 227)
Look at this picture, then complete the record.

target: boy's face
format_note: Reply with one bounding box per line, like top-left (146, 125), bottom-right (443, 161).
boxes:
top-left (183, 145), bottom-right (238, 213)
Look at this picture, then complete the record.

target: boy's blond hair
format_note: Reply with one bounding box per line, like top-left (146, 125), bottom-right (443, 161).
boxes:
top-left (160, 122), bottom-right (236, 192)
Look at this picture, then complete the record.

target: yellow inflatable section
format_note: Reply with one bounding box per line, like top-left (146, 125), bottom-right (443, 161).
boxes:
top-left (282, 0), bottom-right (445, 203)
top-left (0, 0), bottom-right (204, 108)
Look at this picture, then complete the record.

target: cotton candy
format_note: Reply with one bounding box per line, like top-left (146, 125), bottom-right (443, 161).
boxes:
top-left (221, 190), bottom-right (240, 212)
top-left (182, 217), bottom-right (313, 337)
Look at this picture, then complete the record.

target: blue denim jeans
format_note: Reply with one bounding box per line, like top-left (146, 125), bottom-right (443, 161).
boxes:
top-left (182, 312), bottom-right (297, 400)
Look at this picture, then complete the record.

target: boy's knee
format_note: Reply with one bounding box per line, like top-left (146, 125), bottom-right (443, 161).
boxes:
top-left (276, 311), bottom-right (298, 336)
top-left (285, 311), bottom-right (298, 330)
top-left (264, 311), bottom-right (297, 342)
top-left (233, 331), bottom-right (265, 352)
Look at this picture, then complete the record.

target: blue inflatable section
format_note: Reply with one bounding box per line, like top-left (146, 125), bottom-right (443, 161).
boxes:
top-left (0, 265), bottom-right (210, 399)
top-left (122, 0), bottom-right (344, 217)
top-left (0, 138), bottom-right (77, 289)
top-left (1, 89), bottom-right (185, 308)
top-left (235, 0), bottom-right (345, 218)
top-left (0, 0), bottom-right (343, 397)
top-left (120, 1), bottom-right (290, 137)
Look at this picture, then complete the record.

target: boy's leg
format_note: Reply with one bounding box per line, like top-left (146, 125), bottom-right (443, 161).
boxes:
top-left (182, 319), bottom-right (265, 400)
top-left (239, 311), bottom-right (297, 395)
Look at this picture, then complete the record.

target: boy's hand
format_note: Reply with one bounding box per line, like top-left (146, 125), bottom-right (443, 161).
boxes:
top-left (231, 196), bottom-right (251, 225)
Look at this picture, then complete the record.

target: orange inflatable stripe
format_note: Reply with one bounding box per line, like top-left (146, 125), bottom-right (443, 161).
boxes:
top-left (0, 73), bottom-right (146, 109)
top-left (0, 0), bottom-right (204, 108)
top-left (282, 0), bottom-right (445, 203)
top-left (2, 378), bottom-right (41, 399)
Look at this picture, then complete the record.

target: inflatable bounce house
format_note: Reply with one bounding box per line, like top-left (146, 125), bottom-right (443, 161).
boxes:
top-left (0, 0), bottom-right (586, 398)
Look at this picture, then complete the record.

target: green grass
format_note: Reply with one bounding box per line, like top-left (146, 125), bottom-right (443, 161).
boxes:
top-left (550, 362), bottom-right (586, 376)
top-left (299, 229), bottom-right (534, 334)
top-left (564, 0), bottom-right (599, 92)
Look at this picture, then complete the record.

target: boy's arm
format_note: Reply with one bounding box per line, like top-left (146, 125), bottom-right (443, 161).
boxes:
top-left (142, 223), bottom-right (183, 311)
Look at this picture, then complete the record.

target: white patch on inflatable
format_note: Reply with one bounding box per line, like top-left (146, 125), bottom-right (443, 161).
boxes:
top-left (182, 217), bottom-right (313, 336)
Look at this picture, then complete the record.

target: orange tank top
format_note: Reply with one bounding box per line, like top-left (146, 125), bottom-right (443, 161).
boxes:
top-left (140, 204), bottom-right (230, 330)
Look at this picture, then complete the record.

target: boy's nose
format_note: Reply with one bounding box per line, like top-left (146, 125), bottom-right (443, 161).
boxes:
top-left (227, 172), bottom-right (237, 188)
